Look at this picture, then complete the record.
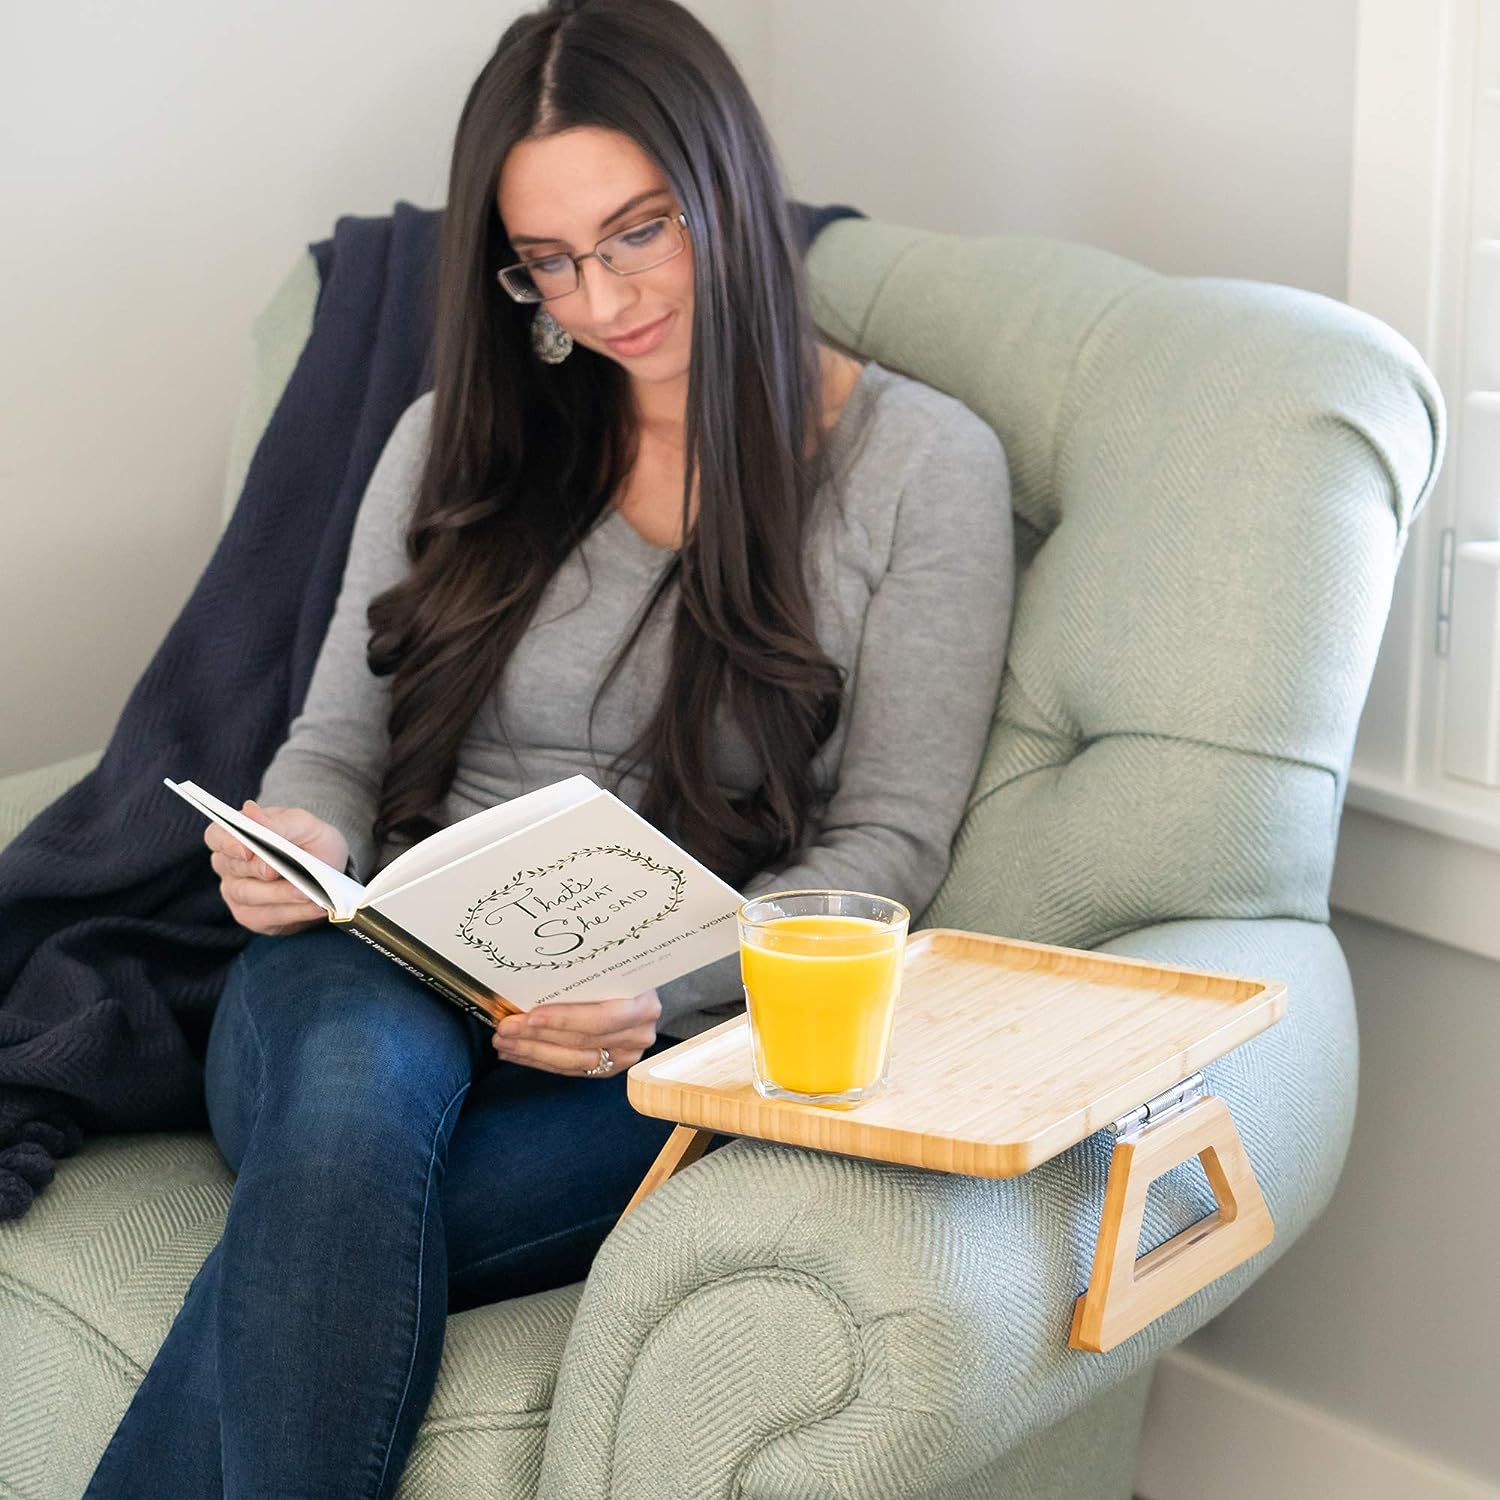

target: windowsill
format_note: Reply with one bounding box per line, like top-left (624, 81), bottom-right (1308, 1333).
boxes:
top-left (1344, 766), bottom-right (1500, 854)
top-left (1331, 779), bottom-right (1500, 963)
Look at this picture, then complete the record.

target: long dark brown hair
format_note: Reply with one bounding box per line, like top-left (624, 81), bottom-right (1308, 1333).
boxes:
top-left (368, 0), bottom-right (843, 885)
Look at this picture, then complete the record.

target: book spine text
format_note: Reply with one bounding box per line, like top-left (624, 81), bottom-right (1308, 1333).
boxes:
top-left (333, 923), bottom-right (499, 1027)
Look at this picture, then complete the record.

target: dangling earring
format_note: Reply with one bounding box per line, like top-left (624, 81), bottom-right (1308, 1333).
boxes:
top-left (531, 307), bottom-right (574, 365)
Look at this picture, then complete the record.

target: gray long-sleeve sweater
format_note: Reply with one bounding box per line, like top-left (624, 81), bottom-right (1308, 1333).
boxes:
top-left (258, 361), bottom-right (1014, 1037)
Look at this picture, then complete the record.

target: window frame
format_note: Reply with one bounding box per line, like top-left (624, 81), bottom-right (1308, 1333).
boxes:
top-left (1333, 0), bottom-right (1500, 960)
top-left (1344, 0), bottom-right (1500, 850)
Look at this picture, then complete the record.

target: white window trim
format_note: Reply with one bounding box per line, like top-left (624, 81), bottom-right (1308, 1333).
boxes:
top-left (1334, 0), bottom-right (1500, 957)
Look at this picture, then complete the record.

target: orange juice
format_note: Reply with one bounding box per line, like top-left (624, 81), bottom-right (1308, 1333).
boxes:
top-left (740, 913), bottom-right (904, 1097)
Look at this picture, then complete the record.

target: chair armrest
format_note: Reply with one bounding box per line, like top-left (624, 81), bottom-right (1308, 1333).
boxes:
top-left (537, 916), bottom-right (1357, 1499)
top-left (0, 751), bottom-right (102, 853)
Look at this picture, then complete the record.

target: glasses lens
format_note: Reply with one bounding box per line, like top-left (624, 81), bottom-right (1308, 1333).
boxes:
top-left (500, 254), bottom-right (578, 302)
top-left (598, 216), bottom-right (684, 275)
top-left (498, 265), bottom-right (541, 302)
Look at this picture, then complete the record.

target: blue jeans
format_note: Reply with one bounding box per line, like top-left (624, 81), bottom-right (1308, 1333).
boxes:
top-left (84, 923), bottom-right (678, 1499)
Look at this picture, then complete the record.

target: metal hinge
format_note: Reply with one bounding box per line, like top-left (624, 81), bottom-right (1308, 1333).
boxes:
top-left (1111, 1073), bottom-right (1207, 1136)
top-left (1437, 526), bottom-right (1456, 658)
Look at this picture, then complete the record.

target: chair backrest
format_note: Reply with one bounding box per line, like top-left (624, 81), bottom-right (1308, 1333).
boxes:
top-left (220, 252), bottom-right (320, 527)
top-left (804, 219), bottom-right (1442, 946)
top-left (227, 216), bottom-right (1444, 951)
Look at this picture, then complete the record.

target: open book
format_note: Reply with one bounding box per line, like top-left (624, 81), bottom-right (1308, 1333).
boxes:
top-left (166, 775), bottom-right (744, 1026)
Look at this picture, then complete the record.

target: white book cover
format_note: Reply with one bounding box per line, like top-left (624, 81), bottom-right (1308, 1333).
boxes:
top-left (165, 774), bottom-right (744, 1016)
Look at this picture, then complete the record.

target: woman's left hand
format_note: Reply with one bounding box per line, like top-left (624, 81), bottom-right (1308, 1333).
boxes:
top-left (490, 990), bottom-right (661, 1077)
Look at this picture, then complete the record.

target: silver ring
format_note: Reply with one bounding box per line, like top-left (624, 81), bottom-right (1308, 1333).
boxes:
top-left (583, 1046), bottom-right (613, 1078)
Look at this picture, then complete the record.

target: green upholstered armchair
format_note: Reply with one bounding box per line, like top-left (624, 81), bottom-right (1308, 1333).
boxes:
top-left (0, 216), bottom-right (1441, 1499)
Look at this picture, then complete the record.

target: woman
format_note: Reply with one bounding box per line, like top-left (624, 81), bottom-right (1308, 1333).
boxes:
top-left (85, 0), bottom-right (1013, 1493)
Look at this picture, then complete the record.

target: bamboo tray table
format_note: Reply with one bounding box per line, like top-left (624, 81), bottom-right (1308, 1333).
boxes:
top-left (624, 928), bottom-right (1287, 1354)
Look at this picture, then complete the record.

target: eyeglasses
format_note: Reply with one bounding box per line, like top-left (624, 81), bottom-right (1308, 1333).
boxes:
top-left (496, 212), bottom-right (689, 304)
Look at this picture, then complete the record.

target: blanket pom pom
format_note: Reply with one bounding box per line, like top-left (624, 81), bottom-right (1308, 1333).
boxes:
top-left (20, 1120), bottom-right (69, 1157)
top-left (40, 1112), bottom-right (83, 1157)
top-left (0, 1140), bottom-right (62, 1219)
top-left (0, 1167), bottom-right (35, 1219)
top-left (0, 1142), bottom-right (56, 1189)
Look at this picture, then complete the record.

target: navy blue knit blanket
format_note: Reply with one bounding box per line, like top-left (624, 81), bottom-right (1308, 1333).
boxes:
top-left (0, 199), bottom-right (862, 1220)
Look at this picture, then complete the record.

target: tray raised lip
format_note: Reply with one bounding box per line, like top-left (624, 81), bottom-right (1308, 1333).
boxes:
top-left (628, 927), bottom-right (1288, 1178)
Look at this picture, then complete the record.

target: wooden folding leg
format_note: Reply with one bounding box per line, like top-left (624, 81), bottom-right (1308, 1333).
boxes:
top-left (1069, 1093), bottom-right (1273, 1354)
top-left (621, 1124), bottom-right (714, 1217)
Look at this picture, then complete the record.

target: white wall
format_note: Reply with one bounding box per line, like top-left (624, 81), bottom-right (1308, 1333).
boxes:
top-left (767, 0), bottom-right (1356, 297)
top-left (0, 0), bottom-right (768, 777)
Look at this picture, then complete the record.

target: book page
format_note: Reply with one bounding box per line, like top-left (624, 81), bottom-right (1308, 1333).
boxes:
top-left (362, 775), bottom-right (601, 905)
top-left (164, 779), bottom-right (367, 920)
top-left (365, 786), bottom-right (743, 1008)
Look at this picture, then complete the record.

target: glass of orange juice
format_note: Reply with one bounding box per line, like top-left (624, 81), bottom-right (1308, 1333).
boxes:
top-left (738, 890), bottom-right (909, 1107)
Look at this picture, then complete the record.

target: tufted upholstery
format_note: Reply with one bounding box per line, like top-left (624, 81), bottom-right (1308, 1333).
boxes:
top-left (804, 221), bottom-right (1436, 947)
top-left (0, 216), bottom-right (1441, 1498)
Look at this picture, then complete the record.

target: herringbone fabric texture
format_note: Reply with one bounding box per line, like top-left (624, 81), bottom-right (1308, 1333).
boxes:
top-left (538, 915), bottom-right (1357, 1498)
top-left (0, 219), bottom-right (1441, 1497)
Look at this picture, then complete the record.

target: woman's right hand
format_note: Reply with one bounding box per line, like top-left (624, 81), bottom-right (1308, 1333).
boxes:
top-left (206, 800), bottom-right (351, 936)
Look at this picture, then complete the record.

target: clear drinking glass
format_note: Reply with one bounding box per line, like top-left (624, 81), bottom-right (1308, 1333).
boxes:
top-left (737, 889), bottom-right (909, 1107)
